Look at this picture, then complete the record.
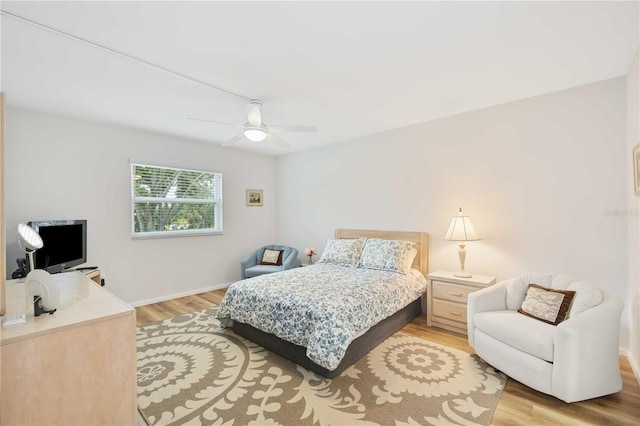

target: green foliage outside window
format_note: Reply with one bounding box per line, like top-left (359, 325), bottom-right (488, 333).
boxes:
top-left (131, 164), bottom-right (223, 237)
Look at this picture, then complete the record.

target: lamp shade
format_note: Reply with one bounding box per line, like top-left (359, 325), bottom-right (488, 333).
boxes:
top-left (17, 223), bottom-right (44, 274)
top-left (444, 208), bottom-right (480, 241)
top-left (17, 223), bottom-right (43, 251)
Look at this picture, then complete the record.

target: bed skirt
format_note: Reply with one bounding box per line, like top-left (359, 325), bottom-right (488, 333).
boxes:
top-left (232, 296), bottom-right (424, 378)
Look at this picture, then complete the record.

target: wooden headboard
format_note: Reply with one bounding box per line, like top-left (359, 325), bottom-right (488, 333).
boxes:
top-left (334, 229), bottom-right (429, 277)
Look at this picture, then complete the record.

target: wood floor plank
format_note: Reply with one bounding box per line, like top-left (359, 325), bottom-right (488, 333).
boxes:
top-left (135, 288), bottom-right (640, 425)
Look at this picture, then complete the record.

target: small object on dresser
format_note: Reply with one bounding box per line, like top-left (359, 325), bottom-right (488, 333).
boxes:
top-left (26, 270), bottom-right (60, 317)
top-left (11, 258), bottom-right (27, 279)
top-left (2, 313), bottom-right (26, 327)
top-left (76, 266), bottom-right (98, 271)
top-left (304, 247), bottom-right (317, 265)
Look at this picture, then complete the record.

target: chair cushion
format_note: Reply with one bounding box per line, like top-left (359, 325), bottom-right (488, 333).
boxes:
top-left (244, 265), bottom-right (282, 278)
top-left (473, 310), bottom-right (557, 362)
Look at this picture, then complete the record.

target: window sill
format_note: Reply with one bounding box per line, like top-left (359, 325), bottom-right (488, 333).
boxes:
top-left (131, 230), bottom-right (223, 239)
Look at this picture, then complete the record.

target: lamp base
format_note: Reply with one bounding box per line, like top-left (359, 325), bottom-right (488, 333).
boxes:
top-left (454, 271), bottom-right (472, 278)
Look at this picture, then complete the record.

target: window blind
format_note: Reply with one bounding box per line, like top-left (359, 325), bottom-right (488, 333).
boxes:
top-left (131, 163), bottom-right (223, 238)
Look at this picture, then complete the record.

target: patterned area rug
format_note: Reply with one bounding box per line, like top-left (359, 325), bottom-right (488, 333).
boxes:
top-left (137, 307), bottom-right (506, 426)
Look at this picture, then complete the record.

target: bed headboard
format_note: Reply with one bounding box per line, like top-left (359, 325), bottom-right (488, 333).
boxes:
top-left (334, 229), bottom-right (429, 277)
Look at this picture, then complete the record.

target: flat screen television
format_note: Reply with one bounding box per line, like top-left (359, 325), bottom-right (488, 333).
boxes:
top-left (27, 219), bottom-right (87, 273)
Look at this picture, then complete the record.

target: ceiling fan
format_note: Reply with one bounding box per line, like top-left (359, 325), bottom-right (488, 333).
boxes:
top-left (189, 99), bottom-right (317, 148)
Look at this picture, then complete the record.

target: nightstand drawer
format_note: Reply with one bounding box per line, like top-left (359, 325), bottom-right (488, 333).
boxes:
top-left (432, 281), bottom-right (476, 303)
top-left (427, 270), bottom-right (496, 335)
top-left (432, 299), bottom-right (467, 324)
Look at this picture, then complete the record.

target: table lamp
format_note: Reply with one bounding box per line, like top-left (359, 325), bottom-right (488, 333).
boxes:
top-left (444, 208), bottom-right (481, 278)
top-left (17, 223), bottom-right (43, 273)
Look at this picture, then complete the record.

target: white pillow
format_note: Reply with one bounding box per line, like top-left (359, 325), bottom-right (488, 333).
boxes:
top-left (406, 247), bottom-right (418, 270)
top-left (317, 238), bottom-right (367, 267)
top-left (358, 238), bottom-right (416, 274)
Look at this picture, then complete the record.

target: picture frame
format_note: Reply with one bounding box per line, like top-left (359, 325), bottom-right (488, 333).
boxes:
top-left (634, 143), bottom-right (640, 196)
top-left (246, 189), bottom-right (263, 206)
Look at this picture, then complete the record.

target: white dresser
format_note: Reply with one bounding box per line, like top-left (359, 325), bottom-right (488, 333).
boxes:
top-left (0, 271), bottom-right (137, 425)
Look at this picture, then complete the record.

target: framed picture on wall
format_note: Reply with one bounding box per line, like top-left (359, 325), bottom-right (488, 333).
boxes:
top-left (634, 144), bottom-right (640, 196)
top-left (246, 189), bottom-right (263, 206)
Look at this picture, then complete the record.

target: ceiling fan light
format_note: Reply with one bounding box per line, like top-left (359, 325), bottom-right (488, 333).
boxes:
top-left (244, 128), bottom-right (267, 142)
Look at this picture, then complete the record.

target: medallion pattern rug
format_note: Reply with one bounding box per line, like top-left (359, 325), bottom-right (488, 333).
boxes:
top-left (137, 307), bottom-right (506, 426)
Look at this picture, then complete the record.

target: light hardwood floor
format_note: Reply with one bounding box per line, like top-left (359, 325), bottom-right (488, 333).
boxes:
top-left (136, 289), bottom-right (640, 426)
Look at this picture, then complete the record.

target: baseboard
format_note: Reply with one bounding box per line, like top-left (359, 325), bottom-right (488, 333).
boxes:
top-left (130, 282), bottom-right (231, 307)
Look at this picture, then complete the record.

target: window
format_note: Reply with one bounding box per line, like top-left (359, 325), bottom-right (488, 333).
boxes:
top-left (130, 163), bottom-right (223, 238)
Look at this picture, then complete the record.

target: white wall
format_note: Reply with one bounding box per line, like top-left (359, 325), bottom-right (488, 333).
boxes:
top-left (277, 78), bottom-right (630, 349)
top-left (3, 78), bottom-right (632, 352)
top-left (4, 107), bottom-right (277, 305)
top-left (627, 51), bottom-right (640, 377)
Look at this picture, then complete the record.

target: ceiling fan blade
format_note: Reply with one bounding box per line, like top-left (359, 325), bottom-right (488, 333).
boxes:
top-left (223, 132), bottom-right (246, 146)
top-left (267, 133), bottom-right (290, 148)
top-left (188, 117), bottom-right (244, 128)
top-left (247, 100), bottom-right (262, 127)
top-left (268, 124), bottom-right (317, 133)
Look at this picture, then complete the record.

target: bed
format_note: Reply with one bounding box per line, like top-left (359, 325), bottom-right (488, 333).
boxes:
top-left (216, 229), bottom-right (429, 378)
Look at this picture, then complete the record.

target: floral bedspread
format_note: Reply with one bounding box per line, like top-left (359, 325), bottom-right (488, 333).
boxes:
top-left (216, 264), bottom-right (427, 371)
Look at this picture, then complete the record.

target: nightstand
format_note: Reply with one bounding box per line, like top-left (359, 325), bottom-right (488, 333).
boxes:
top-left (427, 270), bottom-right (496, 335)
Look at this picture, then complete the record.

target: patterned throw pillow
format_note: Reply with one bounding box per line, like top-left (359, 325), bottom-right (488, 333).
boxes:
top-left (317, 238), bottom-right (367, 267)
top-left (518, 284), bottom-right (576, 325)
top-left (260, 249), bottom-right (283, 266)
top-left (358, 238), bottom-right (416, 274)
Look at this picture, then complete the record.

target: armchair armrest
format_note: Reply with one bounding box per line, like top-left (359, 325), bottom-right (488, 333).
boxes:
top-left (467, 280), bottom-right (508, 346)
top-left (552, 290), bottom-right (623, 402)
top-left (282, 248), bottom-right (300, 270)
top-left (240, 252), bottom-right (258, 279)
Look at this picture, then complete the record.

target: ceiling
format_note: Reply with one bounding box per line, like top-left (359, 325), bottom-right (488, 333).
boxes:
top-left (1, 1), bottom-right (638, 156)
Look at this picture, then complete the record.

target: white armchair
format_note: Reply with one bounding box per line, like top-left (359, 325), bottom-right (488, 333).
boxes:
top-left (467, 273), bottom-right (623, 403)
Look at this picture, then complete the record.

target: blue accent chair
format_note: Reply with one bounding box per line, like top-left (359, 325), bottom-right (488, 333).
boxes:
top-left (241, 245), bottom-right (300, 279)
